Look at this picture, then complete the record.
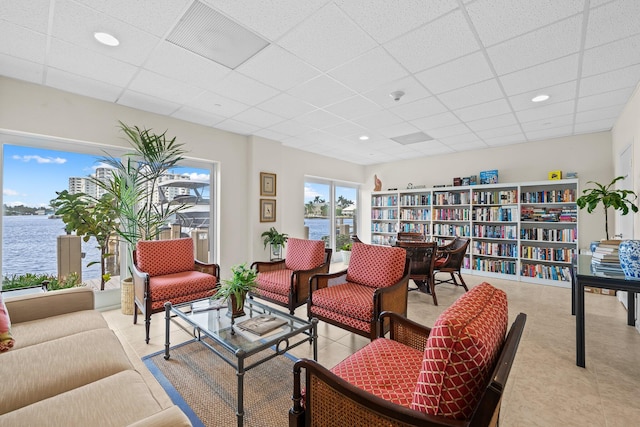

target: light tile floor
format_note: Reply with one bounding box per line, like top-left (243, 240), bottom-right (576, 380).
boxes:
top-left (102, 272), bottom-right (640, 427)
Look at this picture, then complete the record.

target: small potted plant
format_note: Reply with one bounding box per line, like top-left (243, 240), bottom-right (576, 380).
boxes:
top-left (214, 264), bottom-right (258, 318)
top-left (340, 242), bottom-right (352, 265)
top-left (260, 227), bottom-right (288, 260)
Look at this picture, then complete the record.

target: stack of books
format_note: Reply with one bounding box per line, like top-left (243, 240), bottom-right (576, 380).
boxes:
top-left (591, 240), bottom-right (622, 272)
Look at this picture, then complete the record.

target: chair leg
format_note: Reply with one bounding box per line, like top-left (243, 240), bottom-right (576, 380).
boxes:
top-left (456, 272), bottom-right (469, 291)
top-left (133, 305), bottom-right (138, 324)
top-left (144, 314), bottom-right (151, 344)
top-left (427, 279), bottom-right (438, 306)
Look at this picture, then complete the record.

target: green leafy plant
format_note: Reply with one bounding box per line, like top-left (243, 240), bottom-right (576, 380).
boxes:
top-left (214, 264), bottom-right (258, 309)
top-left (50, 190), bottom-right (119, 290)
top-left (260, 227), bottom-right (288, 249)
top-left (340, 242), bottom-right (352, 251)
top-left (576, 176), bottom-right (639, 240)
top-left (2, 272), bottom-right (82, 291)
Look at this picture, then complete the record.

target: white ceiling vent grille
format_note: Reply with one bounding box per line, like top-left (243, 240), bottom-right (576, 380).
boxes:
top-left (167, 1), bottom-right (269, 69)
top-left (391, 131), bottom-right (434, 145)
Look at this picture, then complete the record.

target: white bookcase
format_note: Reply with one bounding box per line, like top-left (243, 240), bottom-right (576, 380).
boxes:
top-left (370, 179), bottom-right (578, 288)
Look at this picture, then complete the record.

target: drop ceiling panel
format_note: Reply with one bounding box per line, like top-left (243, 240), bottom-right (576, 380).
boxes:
top-left (186, 91), bottom-right (249, 117)
top-left (0, 0), bottom-right (51, 33)
top-left (278, 4), bottom-right (377, 72)
top-left (128, 70), bottom-right (203, 105)
top-left (574, 118), bottom-right (616, 133)
top-left (118, 90), bottom-right (180, 115)
top-left (254, 128), bottom-right (290, 142)
top-left (215, 118), bottom-right (261, 135)
top-left (450, 141), bottom-right (489, 151)
top-left (475, 124), bottom-right (524, 139)
top-left (236, 45), bottom-right (320, 91)
top-left (579, 64), bottom-right (640, 97)
top-left (411, 112), bottom-right (461, 131)
top-left (581, 33), bottom-right (640, 76)
top-left (577, 87), bottom-right (635, 112)
top-left (466, 0), bottom-right (584, 47)
top-left (415, 51), bottom-right (494, 94)
top-left (484, 133), bottom-right (527, 146)
top-left (516, 100), bottom-right (575, 123)
top-left (352, 110), bottom-right (404, 130)
top-left (526, 125), bottom-right (573, 141)
top-left (257, 94), bottom-right (316, 119)
top-left (323, 121), bottom-right (368, 138)
top-left (329, 47), bottom-right (408, 93)
top-left (335, 0), bottom-right (457, 44)
top-left (267, 120), bottom-right (316, 137)
top-left (439, 133), bottom-right (481, 146)
top-left (575, 105), bottom-right (625, 123)
top-left (509, 81), bottom-right (577, 112)
top-left (171, 106), bottom-right (226, 127)
top-left (46, 68), bottom-right (121, 102)
top-left (206, 73), bottom-right (280, 106)
top-left (427, 123), bottom-right (472, 139)
top-left (409, 140), bottom-right (455, 156)
top-left (0, 54), bottom-right (43, 83)
top-left (0, 22), bottom-right (47, 63)
top-left (295, 109), bottom-right (344, 128)
top-left (384, 10), bottom-right (479, 73)
top-left (453, 98), bottom-right (512, 122)
top-left (585, 0), bottom-right (640, 49)
top-left (390, 97), bottom-right (448, 121)
top-left (362, 76), bottom-right (431, 108)
top-left (438, 79), bottom-right (504, 110)
top-left (232, 107), bottom-right (285, 129)
top-left (287, 75), bottom-right (355, 108)
top-left (466, 113), bottom-right (519, 132)
top-left (323, 96), bottom-right (382, 120)
top-left (499, 54), bottom-right (579, 96)
top-left (520, 113), bottom-right (574, 132)
top-left (487, 15), bottom-right (582, 76)
top-left (378, 122), bottom-right (421, 139)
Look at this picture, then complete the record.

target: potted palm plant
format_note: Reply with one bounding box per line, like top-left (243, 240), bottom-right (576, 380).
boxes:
top-left (214, 264), bottom-right (258, 318)
top-left (260, 227), bottom-right (288, 260)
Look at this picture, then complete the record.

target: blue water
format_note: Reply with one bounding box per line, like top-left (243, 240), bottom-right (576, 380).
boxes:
top-left (304, 217), bottom-right (354, 241)
top-left (2, 215), bottom-right (103, 280)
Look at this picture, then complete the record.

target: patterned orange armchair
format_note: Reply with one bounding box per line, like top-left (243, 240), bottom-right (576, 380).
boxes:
top-left (307, 242), bottom-right (410, 340)
top-left (290, 283), bottom-right (527, 427)
top-left (251, 238), bottom-right (331, 315)
top-left (132, 237), bottom-right (219, 343)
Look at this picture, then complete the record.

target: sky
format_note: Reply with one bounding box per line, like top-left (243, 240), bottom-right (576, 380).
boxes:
top-left (304, 182), bottom-right (357, 206)
top-left (2, 144), bottom-right (209, 208)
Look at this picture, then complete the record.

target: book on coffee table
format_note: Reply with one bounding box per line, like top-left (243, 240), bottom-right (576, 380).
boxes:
top-left (236, 314), bottom-right (287, 336)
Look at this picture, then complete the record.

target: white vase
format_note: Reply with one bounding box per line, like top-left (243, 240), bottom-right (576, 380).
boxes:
top-left (618, 240), bottom-right (640, 278)
top-left (342, 250), bottom-right (351, 265)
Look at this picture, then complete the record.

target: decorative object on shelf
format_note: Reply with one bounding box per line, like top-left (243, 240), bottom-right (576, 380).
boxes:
top-left (260, 198), bottom-right (276, 222)
top-left (453, 177), bottom-right (462, 186)
top-left (374, 174), bottom-right (382, 191)
top-left (479, 170), bottom-right (498, 184)
top-left (406, 182), bottom-right (413, 189)
top-left (260, 172), bottom-right (276, 197)
top-left (340, 242), bottom-right (352, 265)
top-left (260, 226), bottom-right (288, 260)
top-left (576, 176), bottom-right (638, 240)
top-left (548, 170), bottom-right (562, 180)
top-left (565, 172), bottom-right (578, 178)
top-left (618, 240), bottom-right (640, 278)
top-left (214, 264), bottom-right (258, 318)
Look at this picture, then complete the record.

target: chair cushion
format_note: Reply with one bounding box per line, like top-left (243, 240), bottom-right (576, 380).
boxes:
top-left (411, 282), bottom-right (508, 420)
top-left (346, 243), bottom-right (406, 288)
top-left (252, 288), bottom-right (289, 305)
top-left (330, 338), bottom-right (424, 408)
top-left (434, 257), bottom-right (447, 268)
top-left (136, 238), bottom-right (194, 277)
top-left (285, 238), bottom-right (325, 271)
top-left (256, 269), bottom-right (295, 296)
top-left (0, 293), bottom-right (15, 352)
top-left (149, 271), bottom-right (217, 304)
top-left (310, 282), bottom-right (375, 321)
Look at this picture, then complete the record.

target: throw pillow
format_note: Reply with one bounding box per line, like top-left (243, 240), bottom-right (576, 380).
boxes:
top-left (0, 293), bottom-right (15, 352)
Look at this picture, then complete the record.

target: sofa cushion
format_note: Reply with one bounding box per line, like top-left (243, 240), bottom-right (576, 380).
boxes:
top-left (346, 243), bottom-right (406, 288)
top-left (0, 294), bottom-right (14, 352)
top-left (0, 370), bottom-right (166, 427)
top-left (256, 269), bottom-right (294, 296)
top-left (136, 238), bottom-right (194, 277)
top-left (285, 238), bottom-right (325, 271)
top-left (411, 282), bottom-right (508, 420)
top-left (0, 328), bottom-right (133, 414)
top-left (10, 309), bottom-right (108, 350)
top-left (330, 338), bottom-right (424, 408)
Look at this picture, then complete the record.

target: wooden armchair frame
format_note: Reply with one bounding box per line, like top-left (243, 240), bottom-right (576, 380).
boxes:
top-left (395, 241), bottom-right (437, 295)
top-left (250, 248), bottom-right (332, 314)
top-left (397, 232), bottom-right (427, 242)
top-left (290, 311), bottom-right (527, 427)
top-left (432, 237), bottom-right (470, 305)
top-left (307, 261), bottom-right (411, 340)
top-left (132, 252), bottom-right (219, 344)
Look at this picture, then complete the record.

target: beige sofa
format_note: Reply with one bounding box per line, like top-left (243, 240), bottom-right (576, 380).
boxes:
top-left (0, 287), bottom-right (191, 427)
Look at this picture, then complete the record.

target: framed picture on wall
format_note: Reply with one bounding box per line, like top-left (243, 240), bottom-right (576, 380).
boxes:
top-left (260, 199), bottom-right (276, 222)
top-left (260, 172), bottom-right (276, 196)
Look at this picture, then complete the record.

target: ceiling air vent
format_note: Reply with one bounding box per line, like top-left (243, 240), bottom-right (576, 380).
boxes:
top-left (391, 131), bottom-right (434, 145)
top-left (167, 1), bottom-right (269, 69)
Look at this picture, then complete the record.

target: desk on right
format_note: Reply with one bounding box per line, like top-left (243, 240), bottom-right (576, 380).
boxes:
top-left (571, 254), bottom-right (638, 368)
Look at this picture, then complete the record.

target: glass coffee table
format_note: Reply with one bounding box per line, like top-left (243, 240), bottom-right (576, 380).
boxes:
top-left (164, 297), bottom-right (317, 427)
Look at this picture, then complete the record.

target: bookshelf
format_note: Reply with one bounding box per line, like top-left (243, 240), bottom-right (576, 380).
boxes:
top-left (370, 179), bottom-right (578, 287)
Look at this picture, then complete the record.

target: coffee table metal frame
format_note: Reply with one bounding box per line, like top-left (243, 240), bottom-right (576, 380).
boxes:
top-left (164, 297), bottom-right (317, 427)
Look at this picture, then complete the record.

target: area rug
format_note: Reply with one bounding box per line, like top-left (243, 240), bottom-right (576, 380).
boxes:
top-left (143, 339), bottom-right (300, 427)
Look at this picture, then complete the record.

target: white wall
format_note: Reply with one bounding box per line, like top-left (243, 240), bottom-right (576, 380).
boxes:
top-left (612, 83), bottom-right (640, 238)
top-left (363, 132), bottom-right (614, 250)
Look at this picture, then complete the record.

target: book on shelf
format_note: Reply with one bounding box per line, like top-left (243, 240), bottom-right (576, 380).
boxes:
top-left (235, 314), bottom-right (287, 336)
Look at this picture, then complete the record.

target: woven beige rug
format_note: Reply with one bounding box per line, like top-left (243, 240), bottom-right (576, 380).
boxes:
top-left (144, 339), bottom-right (299, 427)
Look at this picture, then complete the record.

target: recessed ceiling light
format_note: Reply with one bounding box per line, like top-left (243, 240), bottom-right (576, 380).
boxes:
top-left (531, 94), bottom-right (550, 103)
top-left (94, 32), bottom-right (119, 47)
top-left (359, 135), bottom-right (369, 141)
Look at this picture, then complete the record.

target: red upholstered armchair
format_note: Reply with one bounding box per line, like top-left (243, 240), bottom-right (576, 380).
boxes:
top-left (291, 283), bottom-right (527, 427)
top-left (251, 238), bottom-right (331, 315)
top-left (308, 242), bottom-right (410, 340)
top-left (132, 238), bottom-right (219, 343)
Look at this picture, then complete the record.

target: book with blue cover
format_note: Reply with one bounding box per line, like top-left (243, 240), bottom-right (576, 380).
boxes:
top-left (480, 170), bottom-right (498, 184)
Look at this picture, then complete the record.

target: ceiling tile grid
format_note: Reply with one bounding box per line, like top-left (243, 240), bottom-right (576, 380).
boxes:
top-left (0, 0), bottom-right (639, 165)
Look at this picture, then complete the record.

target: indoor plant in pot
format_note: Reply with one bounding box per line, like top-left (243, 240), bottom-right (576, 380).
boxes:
top-left (576, 176), bottom-right (639, 276)
top-left (340, 242), bottom-right (352, 265)
top-left (214, 263), bottom-right (258, 318)
top-left (260, 227), bottom-right (288, 260)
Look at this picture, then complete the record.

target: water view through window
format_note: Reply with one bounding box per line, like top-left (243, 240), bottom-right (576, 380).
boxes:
top-left (2, 144), bottom-right (212, 286)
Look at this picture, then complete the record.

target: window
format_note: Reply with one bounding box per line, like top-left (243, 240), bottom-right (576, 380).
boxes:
top-left (1, 133), bottom-right (216, 289)
top-left (304, 178), bottom-right (358, 262)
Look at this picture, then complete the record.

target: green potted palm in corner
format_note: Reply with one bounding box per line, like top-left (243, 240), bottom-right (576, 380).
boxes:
top-left (214, 264), bottom-right (258, 318)
top-left (261, 227), bottom-right (288, 260)
top-left (92, 121), bottom-right (188, 312)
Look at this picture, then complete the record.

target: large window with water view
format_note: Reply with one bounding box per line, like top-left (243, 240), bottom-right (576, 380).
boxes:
top-left (304, 179), bottom-right (357, 262)
top-left (2, 142), bottom-right (215, 292)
